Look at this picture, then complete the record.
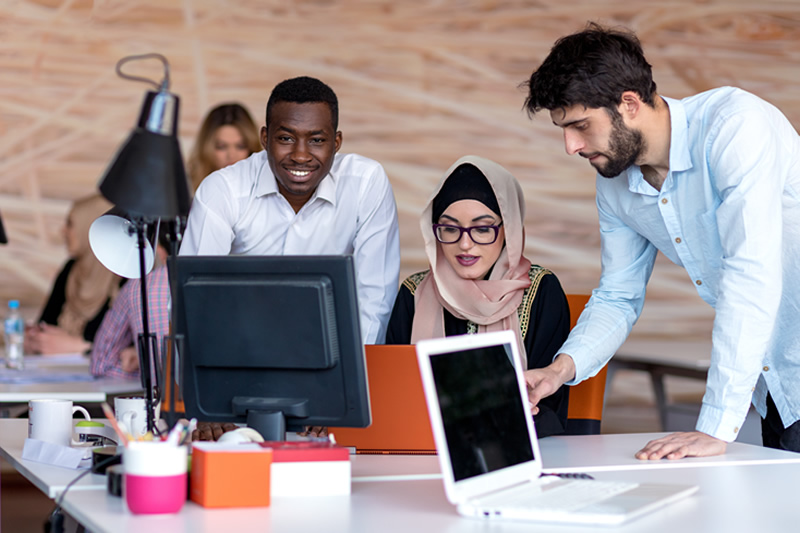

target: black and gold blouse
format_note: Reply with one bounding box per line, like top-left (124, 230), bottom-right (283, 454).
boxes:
top-left (386, 265), bottom-right (571, 438)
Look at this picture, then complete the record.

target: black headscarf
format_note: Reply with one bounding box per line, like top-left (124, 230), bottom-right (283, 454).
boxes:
top-left (431, 163), bottom-right (501, 222)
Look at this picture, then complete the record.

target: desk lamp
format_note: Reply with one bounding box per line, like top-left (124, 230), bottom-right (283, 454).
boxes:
top-left (96, 53), bottom-right (190, 434)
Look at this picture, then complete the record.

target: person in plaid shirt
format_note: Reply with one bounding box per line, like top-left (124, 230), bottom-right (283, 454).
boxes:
top-left (90, 231), bottom-right (170, 379)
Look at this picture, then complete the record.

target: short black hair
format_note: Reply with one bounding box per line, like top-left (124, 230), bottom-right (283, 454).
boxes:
top-left (523, 22), bottom-right (657, 116)
top-left (266, 76), bottom-right (339, 131)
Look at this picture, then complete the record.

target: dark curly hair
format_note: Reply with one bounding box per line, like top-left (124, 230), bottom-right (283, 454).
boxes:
top-left (524, 22), bottom-right (657, 117)
top-left (266, 76), bottom-right (339, 131)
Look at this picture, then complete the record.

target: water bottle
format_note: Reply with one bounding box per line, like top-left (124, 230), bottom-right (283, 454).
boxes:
top-left (4, 300), bottom-right (24, 370)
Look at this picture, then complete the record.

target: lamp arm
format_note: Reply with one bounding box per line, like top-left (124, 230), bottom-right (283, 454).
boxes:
top-left (136, 221), bottom-right (157, 434)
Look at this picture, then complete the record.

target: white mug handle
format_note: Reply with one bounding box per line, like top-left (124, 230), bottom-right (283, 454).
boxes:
top-left (70, 405), bottom-right (91, 446)
top-left (121, 410), bottom-right (137, 436)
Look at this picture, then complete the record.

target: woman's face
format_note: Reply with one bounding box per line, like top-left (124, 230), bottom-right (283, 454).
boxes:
top-left (211, 125), bottom-right (250, 171)
top-left (437, 199), bottom-right (505, 280)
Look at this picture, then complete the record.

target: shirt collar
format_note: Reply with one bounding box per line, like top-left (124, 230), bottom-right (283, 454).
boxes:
top-left (663, 96), bottom-right (693, 174)
top-left (253, 152), bottom-right (278, 197)
top-left (253, 151), bottom-right (337, 206)
top-left (626, 96), bottom-right (693, 195)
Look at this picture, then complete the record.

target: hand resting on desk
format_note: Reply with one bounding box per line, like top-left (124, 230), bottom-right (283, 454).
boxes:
top-left (191, 422), bottom-right (239, 442)
top-left (25, 323), bottom-right (90, 355)
top-left (119, 346), bottom-right (140, 373)
top-left (299, 426), bottom-right (328, 438)
top-left (635, 431), bottom-right (728, 460)
top-left (191, 423), bottom-right (329, 441)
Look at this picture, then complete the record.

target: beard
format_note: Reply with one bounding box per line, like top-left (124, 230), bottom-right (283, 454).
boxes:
top-left (591, 114), bottom-right (646, 178)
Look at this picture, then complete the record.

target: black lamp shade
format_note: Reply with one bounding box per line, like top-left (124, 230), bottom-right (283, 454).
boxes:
top-left (99, 90), bottom-right (191, 218)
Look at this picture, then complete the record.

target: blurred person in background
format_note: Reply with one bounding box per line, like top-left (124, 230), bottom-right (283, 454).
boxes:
top-left (186, 102), bottom-right (261, 192)
top-left (26, 194), bottom-right (122, 355)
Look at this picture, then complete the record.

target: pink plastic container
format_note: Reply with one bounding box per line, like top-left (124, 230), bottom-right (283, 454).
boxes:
top-left (125, 473), bottom-right (187, 514)
top-left (123, 441), bottom-right (188, 515)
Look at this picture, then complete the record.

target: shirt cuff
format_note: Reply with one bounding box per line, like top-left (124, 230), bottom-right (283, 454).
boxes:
top-left (695, 402), bottom-right (749, 443)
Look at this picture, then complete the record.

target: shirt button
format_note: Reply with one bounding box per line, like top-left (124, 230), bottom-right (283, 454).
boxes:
top-left (763, 366), bottom-right (770, 372)
top-left (675, 237), bottom-right (682, 244)
top-left (695, 280), bottom-right (702, 286)
top-left (661, 198), bottom-right (668, 205)
top-left (733, 427), bottom-right (739, 434)
top-left (752, 387), bottom-right (756, 392)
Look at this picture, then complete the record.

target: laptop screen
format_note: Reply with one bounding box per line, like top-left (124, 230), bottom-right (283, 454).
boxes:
top-left (429, 341), bottom-right (535, 481)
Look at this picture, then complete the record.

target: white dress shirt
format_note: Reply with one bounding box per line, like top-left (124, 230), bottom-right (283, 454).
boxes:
top-left (559, 87), bottom-right (800, 442)
top-left (180, 150), bottom-right (401, 344)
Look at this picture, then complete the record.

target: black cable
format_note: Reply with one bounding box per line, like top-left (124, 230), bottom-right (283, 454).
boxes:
top-left (45, 453), bottom-right (120, 533)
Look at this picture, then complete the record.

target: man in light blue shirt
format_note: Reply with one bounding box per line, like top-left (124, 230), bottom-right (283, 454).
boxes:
top-left (522, 23), bottom-right (800, 458)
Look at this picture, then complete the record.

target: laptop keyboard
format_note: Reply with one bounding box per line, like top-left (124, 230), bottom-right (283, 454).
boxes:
top-left (477, 479), bottom-right (638, 513)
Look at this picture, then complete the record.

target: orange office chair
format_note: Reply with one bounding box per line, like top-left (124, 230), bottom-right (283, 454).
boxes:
top-left (563, 294), bottom-right (608, 435)
top-left (330, 345), bottom-right (436, 454)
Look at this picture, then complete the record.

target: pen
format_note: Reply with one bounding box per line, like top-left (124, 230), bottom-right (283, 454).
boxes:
top-left (165, 420), bottom-right (186, 446)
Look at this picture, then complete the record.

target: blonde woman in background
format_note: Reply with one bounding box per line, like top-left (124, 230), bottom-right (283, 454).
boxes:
top-left (26, 194), bottom-right (122, 355)
top-left (187, 102), bottom-right (261, 191)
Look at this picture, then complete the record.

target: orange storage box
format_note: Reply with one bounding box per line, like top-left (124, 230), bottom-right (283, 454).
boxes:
top-left (190, 442), bottom-right (272, 508)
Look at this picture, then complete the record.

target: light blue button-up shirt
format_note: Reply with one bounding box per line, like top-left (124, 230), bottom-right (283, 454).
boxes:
top-left (559, 87), bottom-right (800, 442)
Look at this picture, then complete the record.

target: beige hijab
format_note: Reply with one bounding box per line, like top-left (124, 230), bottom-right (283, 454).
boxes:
top-left (59, 194), bottom-right (121, 337)
top-left (410, 155), bottom-right (532, 367)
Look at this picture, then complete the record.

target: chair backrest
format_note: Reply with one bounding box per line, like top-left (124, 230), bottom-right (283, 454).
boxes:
top-left (330, 344), bottom-right (436, 454)
top-left (563, 294), bottom-right (608, 435)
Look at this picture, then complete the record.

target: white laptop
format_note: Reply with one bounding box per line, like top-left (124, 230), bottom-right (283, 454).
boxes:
top-left (415, 330), bottom-right (698, 526)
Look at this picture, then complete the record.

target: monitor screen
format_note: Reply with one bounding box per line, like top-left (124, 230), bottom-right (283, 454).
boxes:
top-left (173, 255), bottom-right (371, 440)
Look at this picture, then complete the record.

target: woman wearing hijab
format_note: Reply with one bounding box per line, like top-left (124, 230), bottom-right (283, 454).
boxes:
top-left (386, 155), bottom-right (571, 437)
top-left (26, 194), bottom-right (122, 355)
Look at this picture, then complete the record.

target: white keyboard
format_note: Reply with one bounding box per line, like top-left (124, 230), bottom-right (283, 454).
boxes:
top-left (476, 479), bottom-right (638, 513)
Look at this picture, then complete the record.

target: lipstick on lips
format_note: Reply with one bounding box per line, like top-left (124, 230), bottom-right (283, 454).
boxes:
top-left (457, 254), bottom-right (479, 267)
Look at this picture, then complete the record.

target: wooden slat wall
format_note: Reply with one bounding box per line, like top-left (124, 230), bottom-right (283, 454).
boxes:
top-left (1, 0), bottom-right (798, 340)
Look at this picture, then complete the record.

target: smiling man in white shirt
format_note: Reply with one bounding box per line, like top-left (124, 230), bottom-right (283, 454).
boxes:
top-left (180, 76), bottom-right (400, 344)
top-left (522, 23), bottom-right (800, 458)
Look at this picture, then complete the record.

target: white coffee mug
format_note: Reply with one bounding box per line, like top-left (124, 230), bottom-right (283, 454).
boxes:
top-left (28, 399), bottom-right (91, 447)
top-left (115, 397), bottom-right (161, 438)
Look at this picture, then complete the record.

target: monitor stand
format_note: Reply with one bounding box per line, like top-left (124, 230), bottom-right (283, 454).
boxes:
top-left (234, 397), bottom-right (309, 441)
top-left (247, 410), bottom-right (287, 441)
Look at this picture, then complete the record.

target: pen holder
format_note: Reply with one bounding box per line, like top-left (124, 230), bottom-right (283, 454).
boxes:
top-left (123, 441), bottom-right (188, 514)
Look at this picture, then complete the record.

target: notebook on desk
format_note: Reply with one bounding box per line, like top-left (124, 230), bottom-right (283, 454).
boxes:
top-left (330, 345), bottom-right (436, 455)
top-left (415, 330), bottom-right (698, 526)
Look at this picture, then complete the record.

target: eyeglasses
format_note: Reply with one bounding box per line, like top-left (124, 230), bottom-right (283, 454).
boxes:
top-left (432, 223), bottom-right (503, 245)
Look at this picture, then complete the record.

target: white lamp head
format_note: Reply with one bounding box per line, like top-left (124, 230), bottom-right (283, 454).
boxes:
top-left (89, 214), bottom-right (154, 279)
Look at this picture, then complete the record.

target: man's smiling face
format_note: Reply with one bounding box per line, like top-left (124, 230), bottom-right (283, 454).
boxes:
top-left (262, 101), bottom-right (342, 212)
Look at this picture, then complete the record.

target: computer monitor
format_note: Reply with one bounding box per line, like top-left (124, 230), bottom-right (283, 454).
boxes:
top-left (173, 255), bottom-right (371, 440)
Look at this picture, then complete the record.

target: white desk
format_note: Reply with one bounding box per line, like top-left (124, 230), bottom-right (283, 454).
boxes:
top-left (0, 419), bottom-right (109, 498)
top-left (540, 432), bottom-right (800, 472)
top-left (3, 418), bottom-right (800, 532)
top-left (0, 355), bottom-right (141, 406)
top-left (350, 433), bottom-right (800, 479)
top-left (56, 455), bottom-right (800, 533)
